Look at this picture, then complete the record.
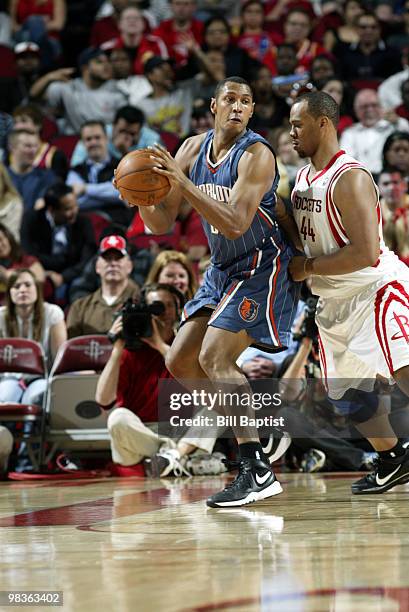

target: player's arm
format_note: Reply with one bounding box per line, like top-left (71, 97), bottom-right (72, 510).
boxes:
top-left (151, 142), bottom-right (274, 239)
top-left (275, 196), bottom-right (303, 251)
top-left (289, 169), bottom-right (380, 281)
top-left (136, 137), bottom-right (203, 235)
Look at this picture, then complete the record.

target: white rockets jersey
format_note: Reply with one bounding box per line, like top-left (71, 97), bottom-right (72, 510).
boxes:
top-left (291, 149), bottom-right (405, 298)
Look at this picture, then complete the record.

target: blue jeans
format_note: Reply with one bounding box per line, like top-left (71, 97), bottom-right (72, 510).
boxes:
top-left (0, 377), bottom-right (46, 404)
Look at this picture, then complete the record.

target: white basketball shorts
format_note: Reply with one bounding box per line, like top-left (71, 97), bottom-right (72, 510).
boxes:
top-left (316, 278), bottom-right (409, 399)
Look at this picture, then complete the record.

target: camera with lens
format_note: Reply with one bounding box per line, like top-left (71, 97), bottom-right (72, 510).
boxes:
top-left (111, 297), bottom-right (165, 351)
top-left (293, 296), bottom-right (319, 342)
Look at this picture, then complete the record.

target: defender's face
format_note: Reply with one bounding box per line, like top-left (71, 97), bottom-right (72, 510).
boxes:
top-left (211, 82), bottom-right (254, 133)
top-left (289, 100), bottom-right (320, 159)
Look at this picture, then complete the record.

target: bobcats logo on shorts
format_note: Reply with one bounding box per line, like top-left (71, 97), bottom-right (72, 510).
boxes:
top-left (238, 297), bottom-right (259, 322)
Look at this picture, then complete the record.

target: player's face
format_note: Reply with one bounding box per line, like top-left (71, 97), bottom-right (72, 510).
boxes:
top-left (212, 83), bottom-right (254, 133)
top-left (289, 100), bottom-right (320, 158)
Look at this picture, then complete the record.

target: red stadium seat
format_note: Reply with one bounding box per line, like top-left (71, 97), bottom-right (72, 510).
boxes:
top-left (83, 211), bottom-right (112, 243)
top-left (0, 339), bottom-right (47, 470)
top-left (159, 131), bottom-right (180, 155)
top-left (50, 134), bottom-right (80, 163)
top-left (43, 336), bottom-right (113, 463)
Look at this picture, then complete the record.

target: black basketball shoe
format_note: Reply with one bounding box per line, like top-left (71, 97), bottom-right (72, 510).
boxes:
top-left (206, 457), bottom-right (282, 507)
top-left (351, 450), bottom-right (409, 494)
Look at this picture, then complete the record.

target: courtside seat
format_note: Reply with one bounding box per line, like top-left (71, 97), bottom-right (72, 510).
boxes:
top-left (0, 404), bottom-right (42, 419)
top-left (44, 335), bottom-right (113, 462)
top-left (0, 339), bottom-right (47, 469)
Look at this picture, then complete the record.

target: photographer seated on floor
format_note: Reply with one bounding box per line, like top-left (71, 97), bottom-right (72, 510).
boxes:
top-left (95, 282), bottom-right (227, 477)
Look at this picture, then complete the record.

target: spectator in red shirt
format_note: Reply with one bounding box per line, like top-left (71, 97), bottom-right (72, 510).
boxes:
top-left (153, 0), bottom-right (204, 70)
top-left (282, 8), bottom-right (326, 71)
top-left (101, 6), bottom-right (168, 75)
top-left (235, 0), bottom-right (277, 75)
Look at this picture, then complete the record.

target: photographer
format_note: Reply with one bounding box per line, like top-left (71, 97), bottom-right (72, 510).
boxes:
top-left (96, 282), bottom-right (226, 477)
top-left (95, 283), bottom-right (181, 472)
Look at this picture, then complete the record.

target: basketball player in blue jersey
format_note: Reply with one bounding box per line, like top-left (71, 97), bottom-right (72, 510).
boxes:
top-left (130, 77), bottom-right (300, 507)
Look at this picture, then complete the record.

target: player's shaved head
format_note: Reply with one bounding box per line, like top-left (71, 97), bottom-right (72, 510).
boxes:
top-left (214, 76), bottom-right (253, 100)
top-left (295, 91), bottom-right (339, 127)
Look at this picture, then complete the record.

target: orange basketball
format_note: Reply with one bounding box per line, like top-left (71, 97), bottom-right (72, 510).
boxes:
top-left (115, 149), bottom-right (171, 207)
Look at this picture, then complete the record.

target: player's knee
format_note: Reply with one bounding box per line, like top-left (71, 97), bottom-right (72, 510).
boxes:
top-left (198, 344), bottom-right (220, 377)
top-left (165, 346), bottom-right (186, 378)
top-left (330, 389), bottom-right (379, 423)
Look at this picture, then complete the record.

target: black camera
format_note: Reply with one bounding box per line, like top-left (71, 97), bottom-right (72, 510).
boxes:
top-left (293, 296), bottom-right (319, 342)
top-left (116, 297), bottom-right (165, 351)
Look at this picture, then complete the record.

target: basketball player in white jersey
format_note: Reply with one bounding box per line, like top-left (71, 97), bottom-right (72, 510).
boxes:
top-left (288, 91), bottom-right (409, 494)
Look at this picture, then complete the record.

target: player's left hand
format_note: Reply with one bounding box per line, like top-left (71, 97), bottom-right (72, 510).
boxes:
top-left (288, 255), bottom-right (309, 281)
top-left (149, 144), bottom-right (188, 190)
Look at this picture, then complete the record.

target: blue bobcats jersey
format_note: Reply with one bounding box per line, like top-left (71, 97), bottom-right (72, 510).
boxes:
top-left (189, 128), bottom-right (283, 272)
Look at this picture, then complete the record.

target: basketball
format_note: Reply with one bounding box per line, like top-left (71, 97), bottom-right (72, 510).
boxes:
top-left (115, 149), bottom-right (171, 207)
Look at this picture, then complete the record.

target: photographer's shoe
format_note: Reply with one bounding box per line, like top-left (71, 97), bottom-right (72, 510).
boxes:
top-left (300, 448), bottom-right (326, 473)
top-left (352, 450), bottom-right (409, 494)
top-left (144, 449), bottom-right (190, 478)
top-left (184, 452), bottom-right (228, 475)
top-left (261, 431), bottom-right (292, 464)
top-left (206, 457), bottom-right (282, 508)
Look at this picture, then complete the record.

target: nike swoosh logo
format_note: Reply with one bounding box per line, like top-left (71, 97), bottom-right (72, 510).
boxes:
top-left (262, 436), bottom-right (273, 455)
top-left (255, 471), bottom-right (271, 485)
top-left (376, 464), bottom-right (401, 486)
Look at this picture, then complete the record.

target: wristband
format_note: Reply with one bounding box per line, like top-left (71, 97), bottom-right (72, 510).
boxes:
top-left (303, 257), bottom-right (315, 276)
top-left (107, 331), bottom-right (120, 344)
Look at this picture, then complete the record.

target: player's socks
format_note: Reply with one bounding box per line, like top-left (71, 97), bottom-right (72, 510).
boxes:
top-left (378, 441), bottom-right (405, 459)
top-left (351, 448), bottom-right (409, 494)
top-left (238, 441), bottom-right (267, 461)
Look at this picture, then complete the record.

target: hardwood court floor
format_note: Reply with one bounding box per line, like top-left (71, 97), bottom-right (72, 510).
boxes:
top-left (0, 472), bottom-right (408, 612)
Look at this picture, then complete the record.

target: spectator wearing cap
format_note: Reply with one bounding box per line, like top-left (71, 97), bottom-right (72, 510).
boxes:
top-left (101, 6), bottom-right (168, 76)
top-left (7, 129), bottom-right (57, 211)
top-left (20, 182), bottom-right (96, 300)
top-left (67, 119), bottom-right (130, 225)
top-left (68, 224), bottom-right (153, 304)
top-left (67, 234), bottom-right (139, 338)
top-left (70, 106), bottom-right (161, 167)
top-left (6, 42), bottom-right (43, 108)
top-left (9, 0), bottom-right (66, 70)
top-left (29, 47), bottom-right (128, 134)
top-left (136, 57), bottom-right (193, 138)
